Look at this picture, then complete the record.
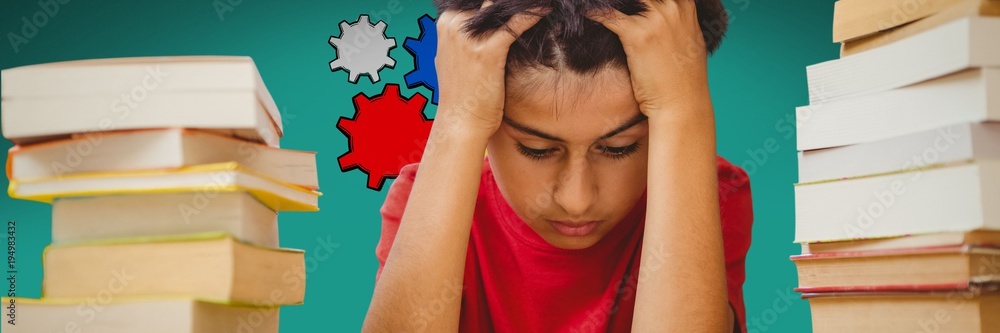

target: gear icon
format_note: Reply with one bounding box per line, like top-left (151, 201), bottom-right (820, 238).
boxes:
top-left (337, 84), bottom-right (434, 190)
top-left (329, 15), bottom-right (397, 84)
top-left (404, 14), bottom-right (440, 104)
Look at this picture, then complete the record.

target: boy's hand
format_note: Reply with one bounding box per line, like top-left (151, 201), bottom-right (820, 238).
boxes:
top-left (588, 0), bottom-right (711, 119)
top-left (435, 3), bottom-right (550, 139)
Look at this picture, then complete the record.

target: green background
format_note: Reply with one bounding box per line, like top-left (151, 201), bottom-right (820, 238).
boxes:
top-left (0, 0), bottom-right (837, 331)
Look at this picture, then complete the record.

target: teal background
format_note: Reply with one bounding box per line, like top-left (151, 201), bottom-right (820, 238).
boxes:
top-left (0, 0), bottom-right (837, 331)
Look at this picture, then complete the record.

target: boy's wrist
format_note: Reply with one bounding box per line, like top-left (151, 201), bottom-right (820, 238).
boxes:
top-left (643, 96), bottom-right (715, 124)
top-left (430, 109), bottom-right (497, 143)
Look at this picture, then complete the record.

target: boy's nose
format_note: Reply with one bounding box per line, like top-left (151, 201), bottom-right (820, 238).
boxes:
top-left (552, 158), bottom-right (597, 218)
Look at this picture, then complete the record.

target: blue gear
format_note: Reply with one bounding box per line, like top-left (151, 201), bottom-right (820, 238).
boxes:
top-left (404, 15), bottom-right (439, 105)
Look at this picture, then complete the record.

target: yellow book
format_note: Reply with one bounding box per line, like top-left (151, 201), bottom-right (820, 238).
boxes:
top-left (41, 233), bottom-right (306, 305)
top-left (7, 128), bottom-right (318, 189)
top-left (8, 162), bottom-right (321, 212)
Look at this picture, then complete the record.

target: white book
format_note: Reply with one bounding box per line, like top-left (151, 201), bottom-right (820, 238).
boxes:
top-left (806, 16), bottom-right (1000, 104)
top-left (0, 297), bottom-right (278, 333)
top-left (798, 122), bottom-right (1000, 183)
top-left (9, 128), bottom-right (317, 190)
top-left (0, 56), bottom-right (282, 146)
top-left (2, 91), bottom-right (280, 147)
top-left (794, 159), bottom-right (1000, 243)
top-left (53, 192), bottom-right (278, 247)
top-left (797, 68), bottom-right (1000, 151)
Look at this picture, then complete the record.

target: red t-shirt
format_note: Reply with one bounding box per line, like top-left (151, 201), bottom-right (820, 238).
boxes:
top-left (376, 156), bottom-right (754, 333)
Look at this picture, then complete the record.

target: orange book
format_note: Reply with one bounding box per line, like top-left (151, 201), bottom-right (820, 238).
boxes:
top-left (833, 0), bottom-right (996, 42)
top-left (792, 245), bottom-right (1000, 291)
top-left (841, 0), bottom-right (1000, 56)
top-left (803, 284), bottom-right (1000, 333)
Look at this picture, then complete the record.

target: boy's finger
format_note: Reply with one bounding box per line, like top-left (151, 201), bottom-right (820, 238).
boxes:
top-left (488, 7), bottom-right (551, 47)
top-left (437, 10), bottom-right (456, 28)
top-left (641, 0), bottom-right (669, 12)
top-left (585, 8), bottom-right (632, 35)
top-left (449, 10), bottom-right (478, 32)
top-left (438, 10), bottom-right (474, 35)
top-left (674, 0), bottom-right (698, 17)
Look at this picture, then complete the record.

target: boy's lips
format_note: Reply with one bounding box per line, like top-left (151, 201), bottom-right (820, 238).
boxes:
top-left (546, 220), bottom-right (600, 237)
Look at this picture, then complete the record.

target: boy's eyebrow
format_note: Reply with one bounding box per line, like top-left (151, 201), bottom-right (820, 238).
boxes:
top-left (598, 113), bottom-right (649, 140)
top-left (502, 113), bottom-right (648, 142)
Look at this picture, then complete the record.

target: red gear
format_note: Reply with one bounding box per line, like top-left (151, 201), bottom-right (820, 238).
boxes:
top-left (337, 84), bottom-right (434, 190)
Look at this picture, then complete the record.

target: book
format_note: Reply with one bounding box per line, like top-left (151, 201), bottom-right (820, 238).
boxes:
top-left (794, 159), bottom-right (1000, 243)
top-left (1, 297), bottom-right (279, 333)
top-left (2, 92), bottom-right (280, 148)
top-left (802, 230), bottom-right (1000, 254)
top-left (792, 246), bottom-right (1000, 290)
top-left (798, 122), bottom-right (1000, 183)
top-left (841, 0), bottom-right (1000, 56)
top-left (9, 162), bottom-right (321, 212)
top-left (42, 234), bottom-right (305, 305)
top-left (7, 128), bottom-right (318, 190)
top-left (52, 192), bottom-right (278, 247)
top-left (806, 16), bottom-right (1000, 105)
top-left (0, 56), bottom-right (282, 147)
top-left (804, 287), bottom-right (1000, 333)
top-left (797, 68), bottom-right (999, 151)
top-left (832, 0), bottom-right (996, 42)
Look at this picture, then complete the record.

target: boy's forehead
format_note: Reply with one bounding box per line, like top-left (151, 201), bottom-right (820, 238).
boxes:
top-left (503, 88), bottom-right (643, 142)
top-left (506, 68), bottom-right (635, 114)
top-left (506, 65), bottom-right (631, 99)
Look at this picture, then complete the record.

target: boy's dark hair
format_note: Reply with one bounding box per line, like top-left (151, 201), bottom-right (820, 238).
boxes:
top-left (434, 0), bottom-right (728, 74)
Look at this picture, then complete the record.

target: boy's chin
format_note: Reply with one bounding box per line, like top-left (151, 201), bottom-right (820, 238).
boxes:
top-left (542, 233), bottom-right (604, 250)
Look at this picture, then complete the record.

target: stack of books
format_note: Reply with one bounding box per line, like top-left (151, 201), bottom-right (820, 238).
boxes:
top-left (792, 1), bottom-right (1000, 332)
top-left (0, 56), bottom-right (320, 332)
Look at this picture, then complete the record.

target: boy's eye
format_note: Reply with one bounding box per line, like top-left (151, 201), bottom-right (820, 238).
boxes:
top-left (516, 143), bottom-right (556, 160)
top-left (598, 142), bottom-right (641, 160)
top-left (516, 142), bottom-right (642, 161)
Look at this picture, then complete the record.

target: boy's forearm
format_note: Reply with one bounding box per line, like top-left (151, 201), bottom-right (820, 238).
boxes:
top-left (363, 117), bottom-right (491, 332)
top-left (632, 97), bottom-right (729, 332)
